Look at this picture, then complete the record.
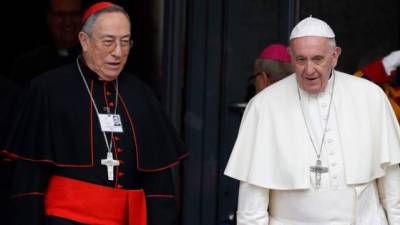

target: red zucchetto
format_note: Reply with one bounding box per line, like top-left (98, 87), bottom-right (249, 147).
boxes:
top-left (81, 2), bottom-right (114, 25)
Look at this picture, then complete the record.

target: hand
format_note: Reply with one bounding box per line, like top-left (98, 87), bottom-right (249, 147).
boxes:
top-left (382, 50), bottom-right (400, 75)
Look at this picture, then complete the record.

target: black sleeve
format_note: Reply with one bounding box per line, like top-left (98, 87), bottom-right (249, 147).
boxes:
top-left (143, 168), bottom-right (179, 225)
top-left (12, 160), bottom-right (52, 225)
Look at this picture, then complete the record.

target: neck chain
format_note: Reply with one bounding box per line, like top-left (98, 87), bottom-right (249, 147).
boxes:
top-left (297, 71), bottom-right (336, 188)
top-left (76, 56), bottom-right (119, 154)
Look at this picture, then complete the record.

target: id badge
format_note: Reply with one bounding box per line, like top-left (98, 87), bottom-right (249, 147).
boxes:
top-left (98, 114), bottom-right (124, 133)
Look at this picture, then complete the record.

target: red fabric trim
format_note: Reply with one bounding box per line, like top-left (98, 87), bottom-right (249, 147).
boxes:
top-left (104, 81), bottom-right (121, 188)
top-left (11, 192), bottom-right (44, 199)
top-left (1, 150), bottom-right (93, 167)
top-left (45, 176), bottom-right (146, 225)
top-left (118, 95), bottom-right (189, 171)
top-left (113, 135), bottom-right (121, 187)
top-left (113, 133), bottom-right (120, 188)
top-left (118, 95), bottom-right (141, 169)
top-left (103, 81), bottom-right (111, 109)
top-left (139, 152), bottom-right (189, 172)
top-left (179, 152), bottom-right (190, 160)
top-left (361, 59), bottom-right (392, 85)
top-left (82, 2), bottom-right (114, 24)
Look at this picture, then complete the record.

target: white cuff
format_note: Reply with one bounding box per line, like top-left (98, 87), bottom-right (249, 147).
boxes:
top-left (377, 165), bottom-right (400, 224)
top-left (237, 182), bottom-right (269, 225)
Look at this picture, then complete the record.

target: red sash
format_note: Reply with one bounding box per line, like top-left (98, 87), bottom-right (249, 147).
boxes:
top-left (45, 175), bottom-right (147, 225)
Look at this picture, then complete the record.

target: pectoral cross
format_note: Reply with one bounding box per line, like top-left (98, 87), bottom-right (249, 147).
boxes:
top-left (310, 159), bottom-right (328, 188)
top-left (101, 152), bottom-right (120, 181)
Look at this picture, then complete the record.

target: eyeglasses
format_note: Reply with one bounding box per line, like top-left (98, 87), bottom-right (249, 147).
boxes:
top-left (91, 35), bottom-right (133, 51)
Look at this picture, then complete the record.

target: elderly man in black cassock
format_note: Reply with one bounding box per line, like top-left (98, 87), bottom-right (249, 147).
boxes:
top-left (3, 2), bottom-right (188, 225)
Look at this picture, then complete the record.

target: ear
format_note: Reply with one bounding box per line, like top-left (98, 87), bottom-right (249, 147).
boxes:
top-left (264, 73), bottom-right (273, 86)
top-left (332, 47), bottom-right (342, 68)
top-left (260, 72), bottom-right (272, 87)
top-left (79, 32), bottom-right (89, 52)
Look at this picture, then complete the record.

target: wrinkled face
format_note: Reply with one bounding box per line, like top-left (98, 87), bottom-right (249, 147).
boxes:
top-left (289, 36), bottom-right (341, 94)
top-left (79, 12), bottom-right (131, 81)
top-left (48, 0), bottom-right (82, 48)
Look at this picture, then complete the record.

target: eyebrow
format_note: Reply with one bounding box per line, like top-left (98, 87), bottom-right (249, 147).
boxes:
top-left (295, 55), bottom-right (324, 59)
top-left (311, 55), bottom-right (324, 60)
top-left (100, 34), bottom-right (131, 39)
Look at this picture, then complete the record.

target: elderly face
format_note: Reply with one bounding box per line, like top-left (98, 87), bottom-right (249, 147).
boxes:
top-left (79, 12), bottom-right (131, 81)
top-left (48, 0), bottom-right (82, 48)
top-left (289, 36), bottom-right (341, 94)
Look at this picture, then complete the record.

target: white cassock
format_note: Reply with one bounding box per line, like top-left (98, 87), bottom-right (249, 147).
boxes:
top-left (224, 71), bottom-right (400, 225)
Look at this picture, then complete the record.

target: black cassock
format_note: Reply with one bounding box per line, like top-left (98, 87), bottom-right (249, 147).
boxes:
top-left (0, 75), bottom-right (21, 225)
top-left (11, 44), bottom-right (81, 87)
top-left (4, 58), bottom-right (188, 225)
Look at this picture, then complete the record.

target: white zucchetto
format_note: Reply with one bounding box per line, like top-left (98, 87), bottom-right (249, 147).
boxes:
top-left (290, 16), bottom-right (335, 40)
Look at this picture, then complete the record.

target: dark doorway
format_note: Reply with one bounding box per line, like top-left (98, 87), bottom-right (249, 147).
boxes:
top-left (298, 0), bottom-right (400, 73)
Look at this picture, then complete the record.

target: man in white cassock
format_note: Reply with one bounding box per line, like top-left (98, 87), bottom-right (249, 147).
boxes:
top-left (224, 16), bottom-right (400, 225)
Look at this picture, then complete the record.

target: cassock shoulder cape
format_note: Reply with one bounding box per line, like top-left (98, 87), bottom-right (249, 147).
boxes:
top-left (3, 62), bottom-right (188, 171)
top-left (225, 71), bottom-right (400, 190)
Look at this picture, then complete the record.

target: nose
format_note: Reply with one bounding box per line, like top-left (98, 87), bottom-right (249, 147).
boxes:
top-left (111, 42), bottom-right (122, 57)
top-left (304, 60), bottom-right (315, 75)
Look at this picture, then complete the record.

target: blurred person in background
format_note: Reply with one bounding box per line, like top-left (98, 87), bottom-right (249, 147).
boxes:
top-left (12, 0), bottom-right (82, 87)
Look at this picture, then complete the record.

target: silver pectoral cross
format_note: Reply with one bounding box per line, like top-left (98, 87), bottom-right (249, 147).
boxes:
top-left (101, 152), bottom-right (120, 181)
top-left (310, 159), bottom-right (328, 188)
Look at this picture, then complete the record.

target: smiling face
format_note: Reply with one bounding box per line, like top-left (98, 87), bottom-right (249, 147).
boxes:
top-left (289, 36), bottom-right (341, 94)
top-left (79, 11), bottom-right (131, 81)
top-left (48, 0), bottom-right (82, 48)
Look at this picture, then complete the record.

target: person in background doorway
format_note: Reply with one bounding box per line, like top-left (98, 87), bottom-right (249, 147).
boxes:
top-left (249, 43), bottom-right (292, 94)
top-left (11, 0), bottom-right (82, 87)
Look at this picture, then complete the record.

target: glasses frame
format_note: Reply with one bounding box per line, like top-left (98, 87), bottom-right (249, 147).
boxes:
top-left (88, 33), bottom-right (134, 52)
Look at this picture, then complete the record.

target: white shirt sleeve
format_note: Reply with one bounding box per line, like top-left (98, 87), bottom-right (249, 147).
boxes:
top-left (237, 181), bottom-right (269, 225)
top-left (377, 165), bottom-right (400, 224)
